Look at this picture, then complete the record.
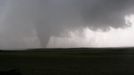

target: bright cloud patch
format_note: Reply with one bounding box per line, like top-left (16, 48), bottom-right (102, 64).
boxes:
top-left (47, 14), bottom-right (134, 48)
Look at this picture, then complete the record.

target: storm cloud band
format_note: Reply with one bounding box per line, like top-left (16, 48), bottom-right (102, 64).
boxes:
top-left (0, 0), bottom-right (134, 49)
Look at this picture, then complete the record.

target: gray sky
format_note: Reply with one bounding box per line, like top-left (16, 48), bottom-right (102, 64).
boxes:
top-left (0, 0), bottom-right (134, 49)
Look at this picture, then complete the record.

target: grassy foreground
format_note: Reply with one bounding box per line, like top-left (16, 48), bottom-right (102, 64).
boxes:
top-left (0, 48), bottom-right (134, 75)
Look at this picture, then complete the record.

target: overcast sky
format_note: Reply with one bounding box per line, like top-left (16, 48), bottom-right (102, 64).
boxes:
top-left (0, 0), bottom-right (134, 49)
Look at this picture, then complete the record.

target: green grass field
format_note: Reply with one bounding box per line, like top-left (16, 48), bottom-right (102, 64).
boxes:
top-left (0, 48), bottom-right (134, 75)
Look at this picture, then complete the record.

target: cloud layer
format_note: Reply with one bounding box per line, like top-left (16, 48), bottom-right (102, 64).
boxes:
top-left (0, 0), bottom-right (134, 49)
top-left (47, 14), bottom-right (134, 48)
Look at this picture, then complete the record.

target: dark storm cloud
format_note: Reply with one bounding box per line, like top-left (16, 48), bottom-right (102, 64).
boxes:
top-left (1, 0), bottom-right (134, 48)
top-left (47, 0), bottom-right (134, 29)
top-left (35, 0), bottom-right (134, 35)
top-left (79, 0), bottom-right (134, 29)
